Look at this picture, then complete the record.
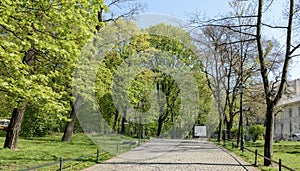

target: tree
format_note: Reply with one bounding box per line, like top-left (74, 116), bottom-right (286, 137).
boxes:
top-left (189, 1), bottom-right (253, 142)
top-left (190, 0), bottom-right (300, 166)
top-left (77, 22), bottom-right (211, 140)
top-left (193, 19), bottom-right (258, 143)
top-left (0, 0), bottom-right (98, 149)
top-left (139, 23), bottom-right (210, 137)
top-left (61, 0), bottom-right (144, 142)
top-left (70, 19), bottom-right (143, 138)
top-left (256, 0), bottom-right (300, 166)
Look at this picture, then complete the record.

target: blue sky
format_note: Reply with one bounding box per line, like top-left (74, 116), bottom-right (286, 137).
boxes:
top-left (141, 0), bottom-right (230, 19)
top-left (138, 0), bottom-right (299, 80)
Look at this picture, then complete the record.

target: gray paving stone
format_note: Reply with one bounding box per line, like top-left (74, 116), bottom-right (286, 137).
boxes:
top-left (83, 139), bottom-right (258, 171)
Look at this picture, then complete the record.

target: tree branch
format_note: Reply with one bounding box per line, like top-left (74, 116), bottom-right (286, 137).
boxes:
top-left (289, 43), bottom-right (300, 55)
top-left (218, 38), bottom-right (256, 46)
top-left (262, 23), bottom-right (287, 29)
top-left (204, 15), bottom-right (258, 23)
top-left (0, 24), bottom-right (23, 41)
top-left (196, 24), bottom-right (256, 37)
top-left (274, 0), bottom-right (295, 105)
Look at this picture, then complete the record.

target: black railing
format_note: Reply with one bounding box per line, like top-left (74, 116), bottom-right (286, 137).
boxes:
top-left (19, 140), bottom-right (138, 171)
top-left (19, 149), bottom-right (103, 171)
top-left (243, 147), bottom-right (295, 171)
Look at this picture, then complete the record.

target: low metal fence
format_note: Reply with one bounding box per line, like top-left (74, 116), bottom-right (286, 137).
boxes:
top-left (19, 149), bottom-right (104, 171)
top-left (19, 141), bottom-right (138, 171)
top-left (243, 146), bottom-right (295, 171)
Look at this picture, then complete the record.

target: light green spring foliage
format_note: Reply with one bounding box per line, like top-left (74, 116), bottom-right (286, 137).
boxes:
top-left (94, 21), bottom-right (211, 135)
top-left (0, 0), bottom-right (104, 119)
top-left (144, 24), bottom-right (211, 124)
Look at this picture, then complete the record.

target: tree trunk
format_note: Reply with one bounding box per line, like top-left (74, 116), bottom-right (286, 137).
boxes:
top-left (4, 47), bottom-right (35, 149)
top-left (113, 110), bottom-right (119, 133)
top-left (217, 119), bottom-right (222, 143)
top-left (264, 104), bottom-right (274, 166)
top-left (226, 118), bottom-right (233, 139)
top-left (156, 81), bottom-right (165, 137)
top-left (256, 0), bottom-right (295, 166)
top-left (4, 103), bottom-right (27, 149)
top-left (62, 95), bottom-right (82, 142)
top-left (237, 88), bottom-right (243, 148)
top-left (121, 108), bottom-right (127, 134)
top-left (157, 116), bottom-right (163, 137)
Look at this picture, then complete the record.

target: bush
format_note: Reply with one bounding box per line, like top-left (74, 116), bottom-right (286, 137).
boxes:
top-left (249, 124), bottom-right (265, 142)
top-left (21, 106), bottom-right (63, 137)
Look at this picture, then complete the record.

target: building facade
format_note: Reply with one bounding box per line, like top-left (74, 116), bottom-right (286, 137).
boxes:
top-left (275, 79), bottom-right (300, 138)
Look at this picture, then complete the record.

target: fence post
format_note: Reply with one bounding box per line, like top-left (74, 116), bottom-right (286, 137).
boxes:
top-left (96, 149), bottom-right (99, 163)
top-left (254, 149), bottom-right (258, 166)
top-left (59, 157), bottom-right (63, 171)
top-left (117, 143), bottom-right (119, 154)
top-left (279, 159), bottom-right (282, 171)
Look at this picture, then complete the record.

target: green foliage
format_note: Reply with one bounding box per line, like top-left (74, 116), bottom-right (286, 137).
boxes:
top-left (249, 124), bottom-right (265, 142)
top-left (0, 92), bottom-right (13, 118)
top-left (92, 21), bottom-right (211, 138)
top-left (21, 105), bottom-right (64, 137)
top-left (92, 20), bottom-right (142, 132)
top-left (0, 0), bottom-right (105, 139)
top-left (0, 0), bottom-right (102, 116)
top-left (193, 72), bottom-right (212, 125)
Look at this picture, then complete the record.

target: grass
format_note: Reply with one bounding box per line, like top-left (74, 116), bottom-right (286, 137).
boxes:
top-left (0, 133), bottom-right (139, 171)
top-left (214, 139), bottom-right (300, 171)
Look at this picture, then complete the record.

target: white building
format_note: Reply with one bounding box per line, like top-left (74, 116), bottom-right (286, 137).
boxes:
top-left (275, 78), bottom-right (300, 138)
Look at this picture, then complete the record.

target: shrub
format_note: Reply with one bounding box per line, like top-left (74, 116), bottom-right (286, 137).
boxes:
top-left (21, 106), bottom-right (63, 137)
top-left (249, 124), bottom-right (265, 142)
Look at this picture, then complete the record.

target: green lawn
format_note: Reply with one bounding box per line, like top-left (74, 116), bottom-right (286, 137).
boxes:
top-left (0, 133), bottom-right (138, 171)
top-left (216, 140), bottom-right (300, 171)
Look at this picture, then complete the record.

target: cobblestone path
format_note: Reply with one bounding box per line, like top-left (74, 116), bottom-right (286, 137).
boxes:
top-left (83, 139), bottom-right (257, 171)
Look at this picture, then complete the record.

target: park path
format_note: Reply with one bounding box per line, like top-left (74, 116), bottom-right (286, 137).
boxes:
top-left (83, 139), bottom-right (257, 171)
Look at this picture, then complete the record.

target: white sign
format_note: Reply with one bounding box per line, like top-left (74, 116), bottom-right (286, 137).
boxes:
top-left (194, 125), bottom-right (207, 137)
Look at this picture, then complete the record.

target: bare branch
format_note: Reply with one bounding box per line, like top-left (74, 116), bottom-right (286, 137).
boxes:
top-left (262, 23), bottom-right (288, 29)
top-left (290, 54), bottom-right (300, 58)
top-left (203, 15), bottom-right (258, 23)
top-left (289, 43), bottom-right (300, 55)
top-left (103, 6), bottom-right (139, 22)
top-left (263, 0), bottom-right (275, 13)
top-left (218, 38), bottom-right (256, 46)
top-left (195, 24), bottom-right (256, 37)
top-left (108, 0), bottom-right (123, 7)
top-left (274, 0), bottom-right (295, 105)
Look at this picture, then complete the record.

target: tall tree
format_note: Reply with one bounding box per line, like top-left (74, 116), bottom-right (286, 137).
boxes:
top-left (91, 23), bottom-right (211, 138)
top-left (190, 0), bottom-right (300, 166)
top-left (256, 0), bottom-right (300, 166)
top-left (189, 0), bottom-right (260, 143)
top-left (0, 0), bottom-right (97, 149)
top-left (142, 24), bottom-right (210, 137)
top-left (61, 0), bottom-right (144, 142)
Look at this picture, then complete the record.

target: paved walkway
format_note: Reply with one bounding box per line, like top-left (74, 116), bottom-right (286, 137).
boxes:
top-left (83, 139), bottom-right (257, 171)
